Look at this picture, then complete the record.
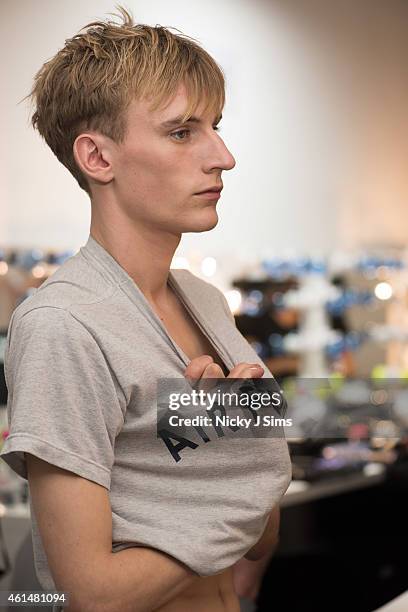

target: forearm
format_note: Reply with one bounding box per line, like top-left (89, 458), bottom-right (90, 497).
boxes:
top-left (75, 546), bottom-right (198, 612)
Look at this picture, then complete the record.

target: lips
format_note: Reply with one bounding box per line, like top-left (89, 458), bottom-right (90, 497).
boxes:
top-left (195, 185), bottom-right (223, 194)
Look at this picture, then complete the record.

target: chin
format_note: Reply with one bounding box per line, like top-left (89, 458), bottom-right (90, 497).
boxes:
top-left (187, 208), bottom-right (219, 233)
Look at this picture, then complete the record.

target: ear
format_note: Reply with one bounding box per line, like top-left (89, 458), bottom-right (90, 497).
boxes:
top-left (73, 132), bottom-right (114, 187)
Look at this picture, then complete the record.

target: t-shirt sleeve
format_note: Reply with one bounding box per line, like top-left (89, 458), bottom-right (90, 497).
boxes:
top-left (0, 306), bottom-right (126, 490)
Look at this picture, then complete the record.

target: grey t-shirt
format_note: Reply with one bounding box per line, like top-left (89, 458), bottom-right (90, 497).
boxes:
top-left (0, 234), bottom-right (292, 593)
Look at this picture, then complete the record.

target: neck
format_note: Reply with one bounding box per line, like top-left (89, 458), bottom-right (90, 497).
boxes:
top-left (90, 205), bottom-right (181, 306)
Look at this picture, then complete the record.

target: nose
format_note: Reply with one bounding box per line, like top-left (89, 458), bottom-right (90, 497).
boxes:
top-left (203, 131), bottom-right (236, 173)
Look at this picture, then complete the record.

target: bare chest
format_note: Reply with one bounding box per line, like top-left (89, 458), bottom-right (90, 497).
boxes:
top-left (156, 289), bottom-right (229, 375)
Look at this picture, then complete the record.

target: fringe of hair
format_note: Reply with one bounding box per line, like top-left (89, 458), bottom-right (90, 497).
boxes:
top-left (26, 6), bottom-right (225, 194)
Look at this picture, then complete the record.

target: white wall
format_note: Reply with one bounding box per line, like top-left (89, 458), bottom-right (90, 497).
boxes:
top-left (267, 0), bottom-right (408, 254)
top-left (2, 0), bottom-right (408, 268)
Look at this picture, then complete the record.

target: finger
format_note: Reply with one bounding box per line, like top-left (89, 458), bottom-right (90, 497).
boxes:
top-left (202, 362), bottom-right (225, 379)
top-left (198, 362), bottom-right (225, 393)
top-left (184, 355), bottom-right (214, 383)
top-left (227, 363), bottom-right (264, 379)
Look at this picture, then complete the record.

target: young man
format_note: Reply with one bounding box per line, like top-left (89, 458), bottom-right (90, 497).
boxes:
top-left (1, 8), bottom-right (292, 612)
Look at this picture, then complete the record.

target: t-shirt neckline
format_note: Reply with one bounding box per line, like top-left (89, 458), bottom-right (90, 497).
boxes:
top-left (79, 234), bottom-right (229, 371)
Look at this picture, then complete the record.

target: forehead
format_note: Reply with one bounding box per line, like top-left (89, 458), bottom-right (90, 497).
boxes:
top-left (127, 82), bottom-right (219, 128)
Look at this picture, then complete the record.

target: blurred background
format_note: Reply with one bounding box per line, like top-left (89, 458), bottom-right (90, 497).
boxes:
top-left (1, 1), bottom-right (408, 610)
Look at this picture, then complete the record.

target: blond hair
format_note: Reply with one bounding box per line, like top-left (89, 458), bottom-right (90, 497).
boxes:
top-left (28, 6), bottom-right (225, 195)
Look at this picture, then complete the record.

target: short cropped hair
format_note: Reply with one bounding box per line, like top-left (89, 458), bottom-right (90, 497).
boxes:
top-left (28, 6), bottom-right (225, 195)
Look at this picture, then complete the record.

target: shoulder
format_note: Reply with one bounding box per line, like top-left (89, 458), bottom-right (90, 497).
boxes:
top-left (7, 251), bottom-right (109, 353)
top-left (12, 251), bottom-right (117, 320)
top-left (6, 305), bottom-right (95, 371)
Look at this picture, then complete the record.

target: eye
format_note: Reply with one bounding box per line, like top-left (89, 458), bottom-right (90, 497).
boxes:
top-left (170, 125), bottom-right (221, 142)
top-left (171, 129), bottom-right (191, 141)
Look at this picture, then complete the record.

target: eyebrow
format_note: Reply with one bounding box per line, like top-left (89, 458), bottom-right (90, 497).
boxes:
top-left (159, 113), bottom-right (223, 129)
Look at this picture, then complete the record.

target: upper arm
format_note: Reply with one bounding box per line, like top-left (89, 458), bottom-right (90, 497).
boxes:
top-left (26, 453), bottom-right (112, 609)
top-left (1, 306), bottom-right (125, 488)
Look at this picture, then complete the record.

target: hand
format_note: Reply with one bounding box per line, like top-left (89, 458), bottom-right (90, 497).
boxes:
top-left (245, 505), bottom-right (280, 561)
top-left (183, 355), bottom-right (264, 389)
top-left (232, 555), bottom-right (269, 602)
top-left (233, 505), bottom-right (280, 601)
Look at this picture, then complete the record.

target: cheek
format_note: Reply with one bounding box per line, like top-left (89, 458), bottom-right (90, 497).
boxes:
top-left (119, 147), bottom-right (180, 190)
